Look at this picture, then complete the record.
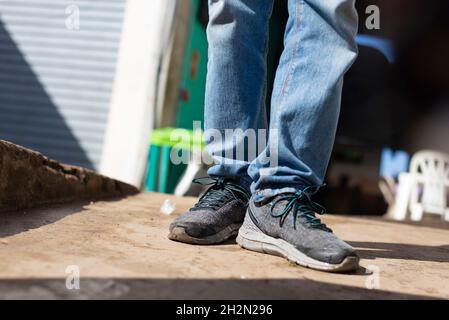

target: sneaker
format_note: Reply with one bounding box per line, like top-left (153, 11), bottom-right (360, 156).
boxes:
top-left (168, 177), bottom-right (250, 245)
top-left (237, 187), bottom-right (359, 272)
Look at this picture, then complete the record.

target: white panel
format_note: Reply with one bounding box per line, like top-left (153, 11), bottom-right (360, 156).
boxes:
top-left (100, 0), bottom-right (177, 187)
top-left (0, 0), bottom-right (126, 169)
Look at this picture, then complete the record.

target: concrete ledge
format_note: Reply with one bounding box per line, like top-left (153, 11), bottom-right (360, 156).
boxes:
top-left (0, 140), bottom-right (139, 213)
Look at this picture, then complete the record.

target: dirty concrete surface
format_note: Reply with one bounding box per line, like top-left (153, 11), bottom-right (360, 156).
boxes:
top-left (0, 193), bottom-right (448, 299)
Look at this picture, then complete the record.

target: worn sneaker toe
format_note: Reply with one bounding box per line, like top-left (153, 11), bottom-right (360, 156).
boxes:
top-left (306, 246), bottom-right (358, 265)
top-left (170, 220), bottom-right (217, 238)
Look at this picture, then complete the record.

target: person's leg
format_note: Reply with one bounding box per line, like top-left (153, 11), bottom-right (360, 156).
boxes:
top-left (239, 0), bottom-right (360, 272)
top-left (248, 0), bottom-right (358, 197)
top-left (169, 0), bottom-right (274, 245)
top-left (205, 0), bottom-right (274, 191)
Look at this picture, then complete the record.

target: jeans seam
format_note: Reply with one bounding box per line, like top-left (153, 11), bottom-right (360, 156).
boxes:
top-left (274, 0), bottom-right (304, 124)
top-left (259, 0), bottom-right (275, 130)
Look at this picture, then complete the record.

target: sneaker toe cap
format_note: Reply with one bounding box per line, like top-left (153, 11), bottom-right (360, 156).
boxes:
top-left (307, 246), bottom-right (359, 265)
top-left (170, 220), bottom-right (217, 238)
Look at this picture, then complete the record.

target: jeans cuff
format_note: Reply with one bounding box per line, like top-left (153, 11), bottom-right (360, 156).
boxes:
top-left (253, 187), bottom-right (299, 203)
top-left (210, 174), bottom-right (252, 193)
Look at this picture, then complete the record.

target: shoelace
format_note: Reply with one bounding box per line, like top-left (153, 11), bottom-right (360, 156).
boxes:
top-left (270, 185), bottom-right (332, 232)
top-left (191, 177), bottom-right (250, 210)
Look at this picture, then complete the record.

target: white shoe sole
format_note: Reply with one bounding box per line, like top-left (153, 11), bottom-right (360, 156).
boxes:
top-left (236, 216), bottom-right (359, 273)
top-left (168, 223), bottom-right (242, 245)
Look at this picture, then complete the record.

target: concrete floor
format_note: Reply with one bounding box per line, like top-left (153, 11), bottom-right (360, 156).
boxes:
top-left (0, 193), bottom-right (448, 299)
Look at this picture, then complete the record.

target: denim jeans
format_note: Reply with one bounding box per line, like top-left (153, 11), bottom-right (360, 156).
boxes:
top-left (205, 0), bottom-right (358, 200)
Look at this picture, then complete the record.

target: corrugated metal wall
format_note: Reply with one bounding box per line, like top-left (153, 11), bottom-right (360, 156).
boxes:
top-left (0, 0), bottom-right (126, 169)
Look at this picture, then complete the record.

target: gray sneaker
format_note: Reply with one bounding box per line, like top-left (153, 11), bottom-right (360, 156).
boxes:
top-left (168, 177), bottom-right (250, 245)
top-left (237, 188), bottom-right (359, 272)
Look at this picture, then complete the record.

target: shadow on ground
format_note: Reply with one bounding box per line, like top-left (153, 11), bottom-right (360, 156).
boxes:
top-left (0, 278), bottom-right (439, 300)
top-left (349, 241), bottom-right (449, 264)
top-left (0, 196), bottom-right (129, 238)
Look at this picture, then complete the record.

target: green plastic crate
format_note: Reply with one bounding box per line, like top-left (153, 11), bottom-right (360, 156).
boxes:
top-left (146, 128), bottom-right (204, 194)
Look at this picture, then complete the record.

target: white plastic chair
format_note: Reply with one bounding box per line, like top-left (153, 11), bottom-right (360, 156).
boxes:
top-left (392, 150), bottom-right (449, 222)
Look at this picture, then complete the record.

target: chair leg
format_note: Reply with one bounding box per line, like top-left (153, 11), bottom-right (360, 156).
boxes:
top-left (158, 145), bottom-right (171, 194)
top-left (174, 162), bottom-right (202, 196)
top-left (411, 205), bottom-right (423, 221)
top-left (145, 145), bottom-right (160, 192)
top-left (392, 174), bottom-right (412, 220)
top-left (444, 209), bottom-right (449, 222)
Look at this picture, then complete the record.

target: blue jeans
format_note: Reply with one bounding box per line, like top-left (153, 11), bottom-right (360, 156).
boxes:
top-left (205, 0), bottom-right (358, 200)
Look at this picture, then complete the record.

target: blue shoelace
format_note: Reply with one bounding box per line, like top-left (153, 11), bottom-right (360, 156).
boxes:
top-left (270, 185), bottom-right (332, 232)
